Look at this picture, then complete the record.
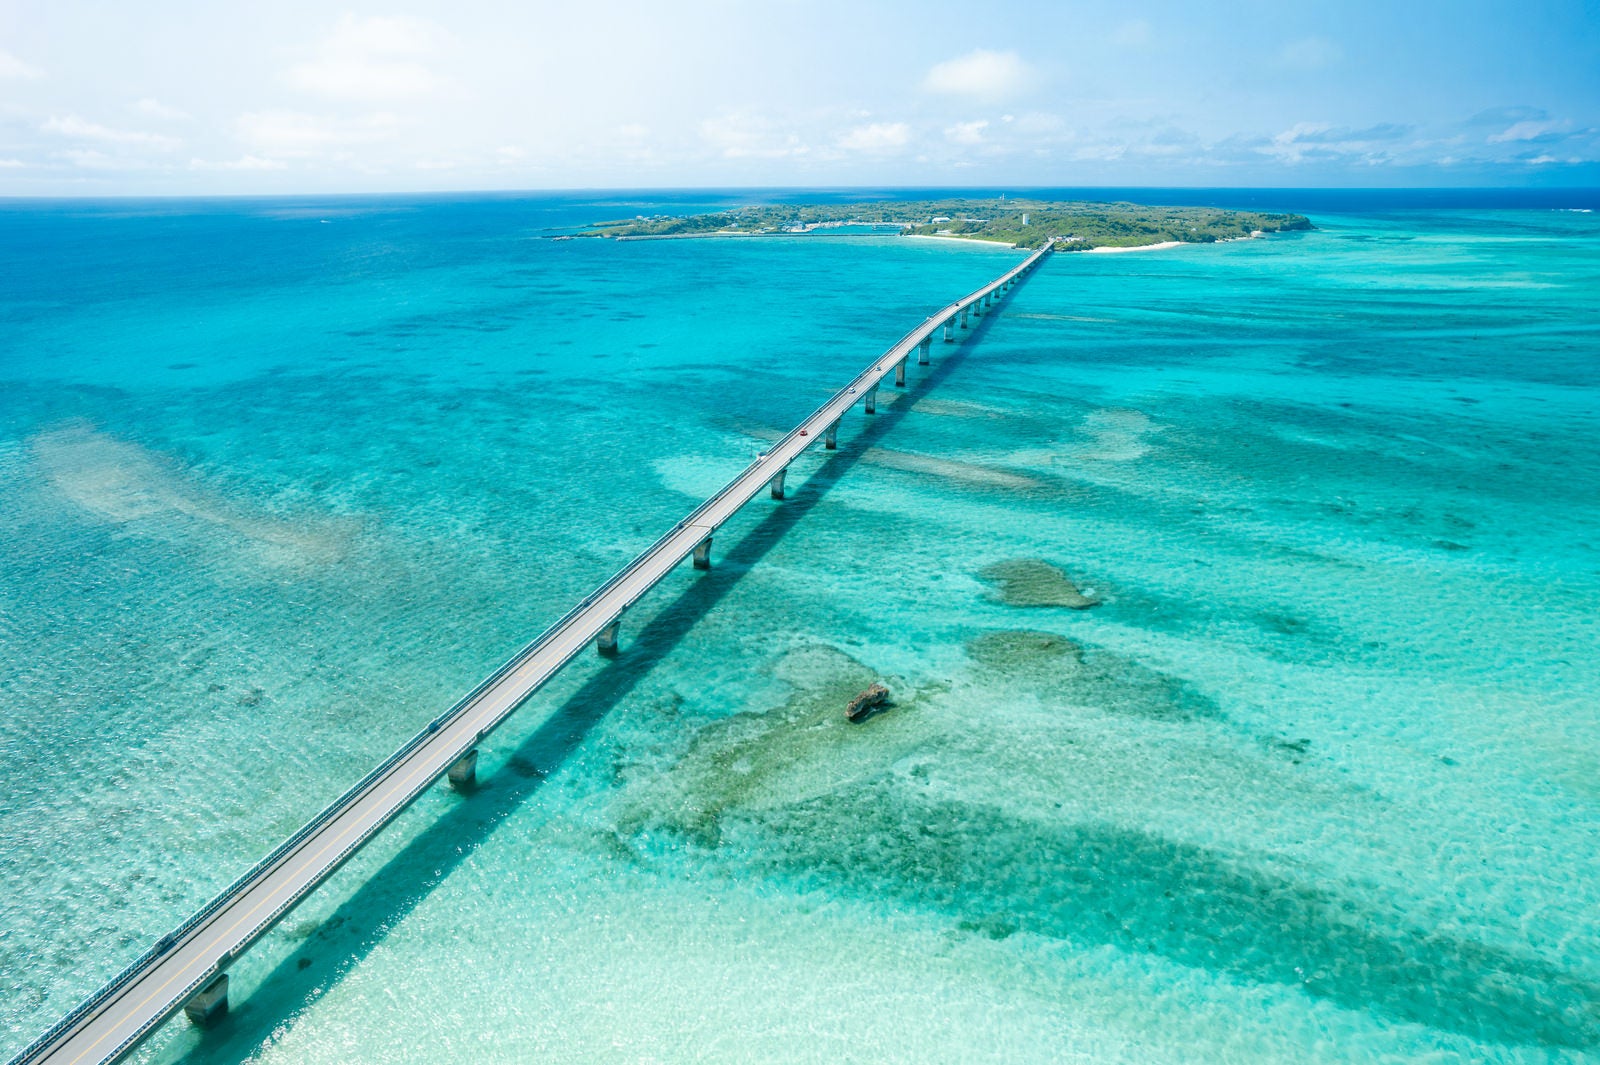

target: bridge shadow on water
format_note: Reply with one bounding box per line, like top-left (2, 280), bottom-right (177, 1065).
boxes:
top-left (175, 311), bottom-right (1008, 1061)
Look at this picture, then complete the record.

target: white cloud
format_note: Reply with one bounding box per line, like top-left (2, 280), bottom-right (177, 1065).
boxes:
top-left (232, 109), bottom-right (399, 164)
top-left (189, 154), bottom-right (287, 171)
top-left (838, 121), bottom-right (910, 152)
top-left (945, 119), bottom-right (988, 145)
top-left (0, 49), bottom-right (42, 79)
top-left (1277, 37), bottom-right (1342, 70)
top-left (1012, 111), bottom-right (1065, 136)
top-left (1273, 120), bottom-right (1329, 142)
top-left (236, 110), bottom-right (342, 156)
top-left (922, 50), bottom-right (1033, 102)
top-left (41, 115), bottom-right (179, 149)
top-left (699, 112), bottom-right (808, 159)
top-left (286, 14), bottom-right (445, 102)
top-left (1075, 147), bottom-right (1124, 164)
top-left (0, 158), bottom-right (25, 168)
top-left (1488, 119), bottom-right (1566, 143)
top-left (1260, 121), bottom-right (1413, 165)
top-left (60, 148), bottom-right (117, 169)
top-left (135, 98), bottom-right (190, 121)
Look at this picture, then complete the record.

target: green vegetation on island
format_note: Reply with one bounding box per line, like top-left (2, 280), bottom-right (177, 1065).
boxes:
top-left (579, 198), bottom-right (1313, 250)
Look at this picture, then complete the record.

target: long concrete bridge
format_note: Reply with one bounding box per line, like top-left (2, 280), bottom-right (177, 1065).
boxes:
top-left (9, 240), bottom-right (1054, 1065)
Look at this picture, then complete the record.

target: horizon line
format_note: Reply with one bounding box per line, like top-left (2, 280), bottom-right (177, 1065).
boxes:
top-left (3, 183), bottom-right (1600, 205)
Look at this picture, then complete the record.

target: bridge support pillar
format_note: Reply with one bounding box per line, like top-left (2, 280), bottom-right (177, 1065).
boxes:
top-left (597, 619), bottom-right (621, 657)
top-left (864, 385), bottom-right (878, 414)
top-left (693, 537), bottom-right (712, 570)
top-left (960, 306), bottom-right (969, 329)
top-left (824, 420), bottom-right (839, 450)
top-left (185, 973), bottom-right (229, 1027)
top-left (770, 468), bottom-right (787, 500)
top-left (895, 359), bottom-right (907, 387)
top-left (919, 337), bottom-right (931, 364)
top-left (447, 749), bottom-right (479, 791)
top-left (943, 318), bottom-right (954, 342)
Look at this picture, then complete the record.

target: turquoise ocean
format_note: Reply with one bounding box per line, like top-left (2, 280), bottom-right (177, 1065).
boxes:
top-left (2, 191), bottom-right (1598, 1062)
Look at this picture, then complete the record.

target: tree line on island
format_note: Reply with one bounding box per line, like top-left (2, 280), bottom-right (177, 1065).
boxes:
top-left (579, 199), bottom-right (1313, 250)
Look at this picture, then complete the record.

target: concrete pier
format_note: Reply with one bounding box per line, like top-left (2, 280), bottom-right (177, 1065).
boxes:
top-left (692, 537), bottom-right (712, 569)
top-left (864, 385), bottom-right (878, 414)
top-left (770, 468), bottom-right (787, 500)
top-left (895, 358), bottom-right (907, 387)
top-left (183, 975), bottom-right (228, 1028)
top-left (919, 337), bottom-right (931, 364)
top-left (824, 419), bottom-right (839, 450)
top-left (596, 619), bottom-right (621, 657)
top-left (446, 749), bottom-right (478, 791)
top-left (960, 306), bottom-right (969, 329)
top-left (943, 318), bottom-right (954, 342)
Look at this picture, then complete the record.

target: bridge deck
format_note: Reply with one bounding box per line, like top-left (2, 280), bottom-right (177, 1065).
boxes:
top-left (12, 240), bottom-right (1052, 1065)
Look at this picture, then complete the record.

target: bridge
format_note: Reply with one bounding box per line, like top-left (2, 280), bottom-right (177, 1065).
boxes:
top-left (10, 239), bottom-right (1053, 1065)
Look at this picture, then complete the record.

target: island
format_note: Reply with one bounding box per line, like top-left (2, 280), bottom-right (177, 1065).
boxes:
top-left (576, 198), bottom-right (1313, 251)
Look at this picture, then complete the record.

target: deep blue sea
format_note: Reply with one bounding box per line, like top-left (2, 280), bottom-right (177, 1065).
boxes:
top-left (2, 190), bottom-right (1598, 1063)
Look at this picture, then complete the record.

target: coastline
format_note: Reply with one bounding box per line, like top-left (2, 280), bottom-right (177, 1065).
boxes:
top-left (600, 230), bottom-right (1272, 253)
top-left (611, 231), bottom-right (764, 241)
top-left (1081, 230), bottom-right (1268, 254)
top-left (605, 233), bottom-right (1268, 252)
top-left (1084, 240), bottom-right (1186, 254)
top-left (610, 230), bottom-right (1021, 247)
top-left (902, 233), bottom-right (1023, 249)
top-left (583, 198), bottom-right (1312, 249)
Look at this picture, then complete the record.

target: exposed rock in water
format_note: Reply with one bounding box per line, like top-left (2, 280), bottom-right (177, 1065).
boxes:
top-left (979, 559), bottom-right (1101, 609)
top-left (845, 683), bottom-right (890, 723)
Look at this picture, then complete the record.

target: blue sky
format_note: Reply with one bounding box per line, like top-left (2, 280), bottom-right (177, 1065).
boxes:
top-left (1, 0), bottom-right (1596, 194)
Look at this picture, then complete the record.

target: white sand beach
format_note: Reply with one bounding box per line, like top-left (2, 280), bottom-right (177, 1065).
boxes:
top-left (904, 233), bottom-right (1022, 249)
top-left (1085, 241), bottom-right (1186, 254)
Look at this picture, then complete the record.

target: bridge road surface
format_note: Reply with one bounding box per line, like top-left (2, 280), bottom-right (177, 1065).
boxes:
top-left (12, 241), bottom-right (1053, 1065)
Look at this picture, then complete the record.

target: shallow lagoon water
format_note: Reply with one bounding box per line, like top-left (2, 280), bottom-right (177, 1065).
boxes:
top-left (2, 197), bottom-right (1598, 1062)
